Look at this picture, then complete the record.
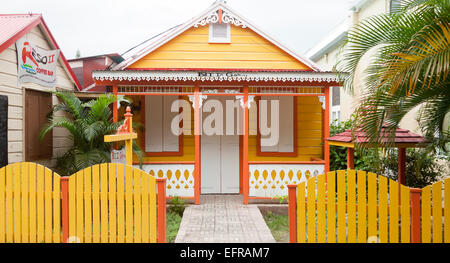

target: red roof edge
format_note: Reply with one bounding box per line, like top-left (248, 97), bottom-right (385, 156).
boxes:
top-left (0, 14), bottom-right (81, 91)
top-left (0, 14), bottom-right (42, 54)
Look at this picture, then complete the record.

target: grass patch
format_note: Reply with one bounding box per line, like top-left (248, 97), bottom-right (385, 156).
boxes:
top-left (166, 197), bottom-right (186, 243)
top-left (167, 211), bottom-right (182, 243)
top-left (263, 211), bottom-right (289, 243)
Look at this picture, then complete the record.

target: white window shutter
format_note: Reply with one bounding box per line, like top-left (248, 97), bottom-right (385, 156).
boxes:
top-left (209, 23), bottom-right (231, 43)
top-left (145, 96), bottom-right (163, 152)
top-left (260, 96), bottom-right (278, 152)
top-left (278, 96), bottom-right (294, 152)
top-left (163, 96), bottom-right (179, 151)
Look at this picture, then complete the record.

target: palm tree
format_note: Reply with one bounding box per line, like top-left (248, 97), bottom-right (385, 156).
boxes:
top-left (40, 91), bottom-right (142, 176)
top-left (336, 0), bottom-right (449, 150)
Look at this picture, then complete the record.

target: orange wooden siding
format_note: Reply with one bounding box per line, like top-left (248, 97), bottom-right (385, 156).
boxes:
top-left (128, 25), bottom-right (311, 70)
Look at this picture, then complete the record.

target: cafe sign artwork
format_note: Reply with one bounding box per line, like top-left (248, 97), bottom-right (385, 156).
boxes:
top-left (16, 37), bottom-right (60, 88)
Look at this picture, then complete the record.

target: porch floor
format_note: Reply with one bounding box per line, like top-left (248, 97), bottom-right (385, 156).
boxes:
top-left (175, 195), bottom-right (276, 243)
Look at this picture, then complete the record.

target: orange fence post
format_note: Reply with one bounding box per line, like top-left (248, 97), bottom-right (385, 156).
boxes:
top-left (288, 184), bottom-right (298, 243)
top-left (156, 178), bottom-right (167, 243)
top-left (347, 148), bottom-right (355, 170)
top-left (60, 177), bottom-right (69, 243)
top-left (410, 188), bottom-right (422, 243)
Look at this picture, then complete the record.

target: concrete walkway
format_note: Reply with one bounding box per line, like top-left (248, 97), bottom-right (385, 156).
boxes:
top-left (175, 195), bottom-right (276, 243)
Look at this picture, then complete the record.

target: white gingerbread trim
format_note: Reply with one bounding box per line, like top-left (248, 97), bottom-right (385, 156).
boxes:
top-left (224, 89), bottom-right (240, 94)
top-left (188, 94), bottom-right (208, 108)
top-left (193, 9), bottom-right (247, 28)
top-left (235, 95), bottom-right (255, 108)
top-left (318, 96), bottom-right (326, 110)
top-left (93, 70), bottom-right (340, 83)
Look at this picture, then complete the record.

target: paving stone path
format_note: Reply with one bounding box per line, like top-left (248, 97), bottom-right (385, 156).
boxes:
top-left (175, 195), bottom-right (276, 243)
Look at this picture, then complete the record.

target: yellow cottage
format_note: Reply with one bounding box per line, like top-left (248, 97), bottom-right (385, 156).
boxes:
top-left (93, 1), bottom-right (340, 204)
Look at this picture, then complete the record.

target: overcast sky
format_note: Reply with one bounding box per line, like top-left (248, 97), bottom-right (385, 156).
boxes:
top-left (3, 0), bottom-right (355, 59)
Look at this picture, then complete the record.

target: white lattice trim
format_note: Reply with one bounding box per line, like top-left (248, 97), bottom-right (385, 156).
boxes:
top-left (137, 164), bottom-right (195, 197)
top-left (93, 70), bottom-right (340, 83)
top-left (249, 164), bottom-right (325, 198)
top-left (193, 9), bottom-right (247, 28)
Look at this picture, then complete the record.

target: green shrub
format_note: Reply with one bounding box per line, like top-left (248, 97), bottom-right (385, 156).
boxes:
top-left (167, 212), bottom-right (182, 243)
top-left (329, 117), bottom-right (447, 188)
top-left (381, 148), bottom-right (448, 188)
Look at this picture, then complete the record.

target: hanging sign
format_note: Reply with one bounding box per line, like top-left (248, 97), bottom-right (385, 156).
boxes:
top-left (111, 148), bottom-right (127, 165)
top-left (16, 37), bottom-right (60, 88)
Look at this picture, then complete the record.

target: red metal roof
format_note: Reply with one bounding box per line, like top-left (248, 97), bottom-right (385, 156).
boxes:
top-left (327, 124), bottom-right (428, 146)
top-left (0, 14), bottom-right (42, 53)
top-left (0, 13), bottom-right (81, 90)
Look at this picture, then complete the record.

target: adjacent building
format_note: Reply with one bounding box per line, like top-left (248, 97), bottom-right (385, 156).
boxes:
top-left (0, 14), bottom-right (80, 167)
top-left (68, 53), bottom-right (123, 92)
top-left (306, 0), bottom-right (420, 133)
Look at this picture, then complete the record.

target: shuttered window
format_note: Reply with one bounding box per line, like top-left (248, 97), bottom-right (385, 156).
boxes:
top-left (25, 89), bottom-right (53, 161)
top-left (259, 96), bottom-right (296, 154)
top-left (209, 22), bottom-right (231, 43)
top-left (145, 96), bottom-right (180, 153)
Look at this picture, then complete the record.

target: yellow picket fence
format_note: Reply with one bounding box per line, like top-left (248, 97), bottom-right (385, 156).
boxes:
top-left (0, 162), bottom-right (166, 243)
top-left (68, 163), bottom-right (159, 243)
top-left (287, 170), bottom-right (450, 243)
top-left (0, 162), bottom-right (61, 243)
top-left (421, 179), bottom-right (450, 243)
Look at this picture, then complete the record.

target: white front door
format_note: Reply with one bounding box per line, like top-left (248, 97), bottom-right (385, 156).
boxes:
top-left (201, 96), bottom-right (240, 194)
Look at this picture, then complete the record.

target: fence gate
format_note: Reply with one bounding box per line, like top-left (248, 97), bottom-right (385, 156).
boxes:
top-left (0, 162), bottom-right (166, 243)
top-left (0, 162), bottom-right (61, 243)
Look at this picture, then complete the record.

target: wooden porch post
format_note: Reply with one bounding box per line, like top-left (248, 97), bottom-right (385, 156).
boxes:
top-left (194, 85), bottom-right (201, 205)
top-left (243, 86), bottom-right (249, 204)
top-left (347, 147), bottom-right (355, 170)
top-left (113, 84), bottom-right (118, 123)
top-left (324, 86), bottom-right (330, 173)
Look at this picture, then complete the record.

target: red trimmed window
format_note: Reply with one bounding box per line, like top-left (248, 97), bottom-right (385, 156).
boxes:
top-left (257, 96), bottom-right (297, 157)
top-left (143, 96), bottom-right (182, 156)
